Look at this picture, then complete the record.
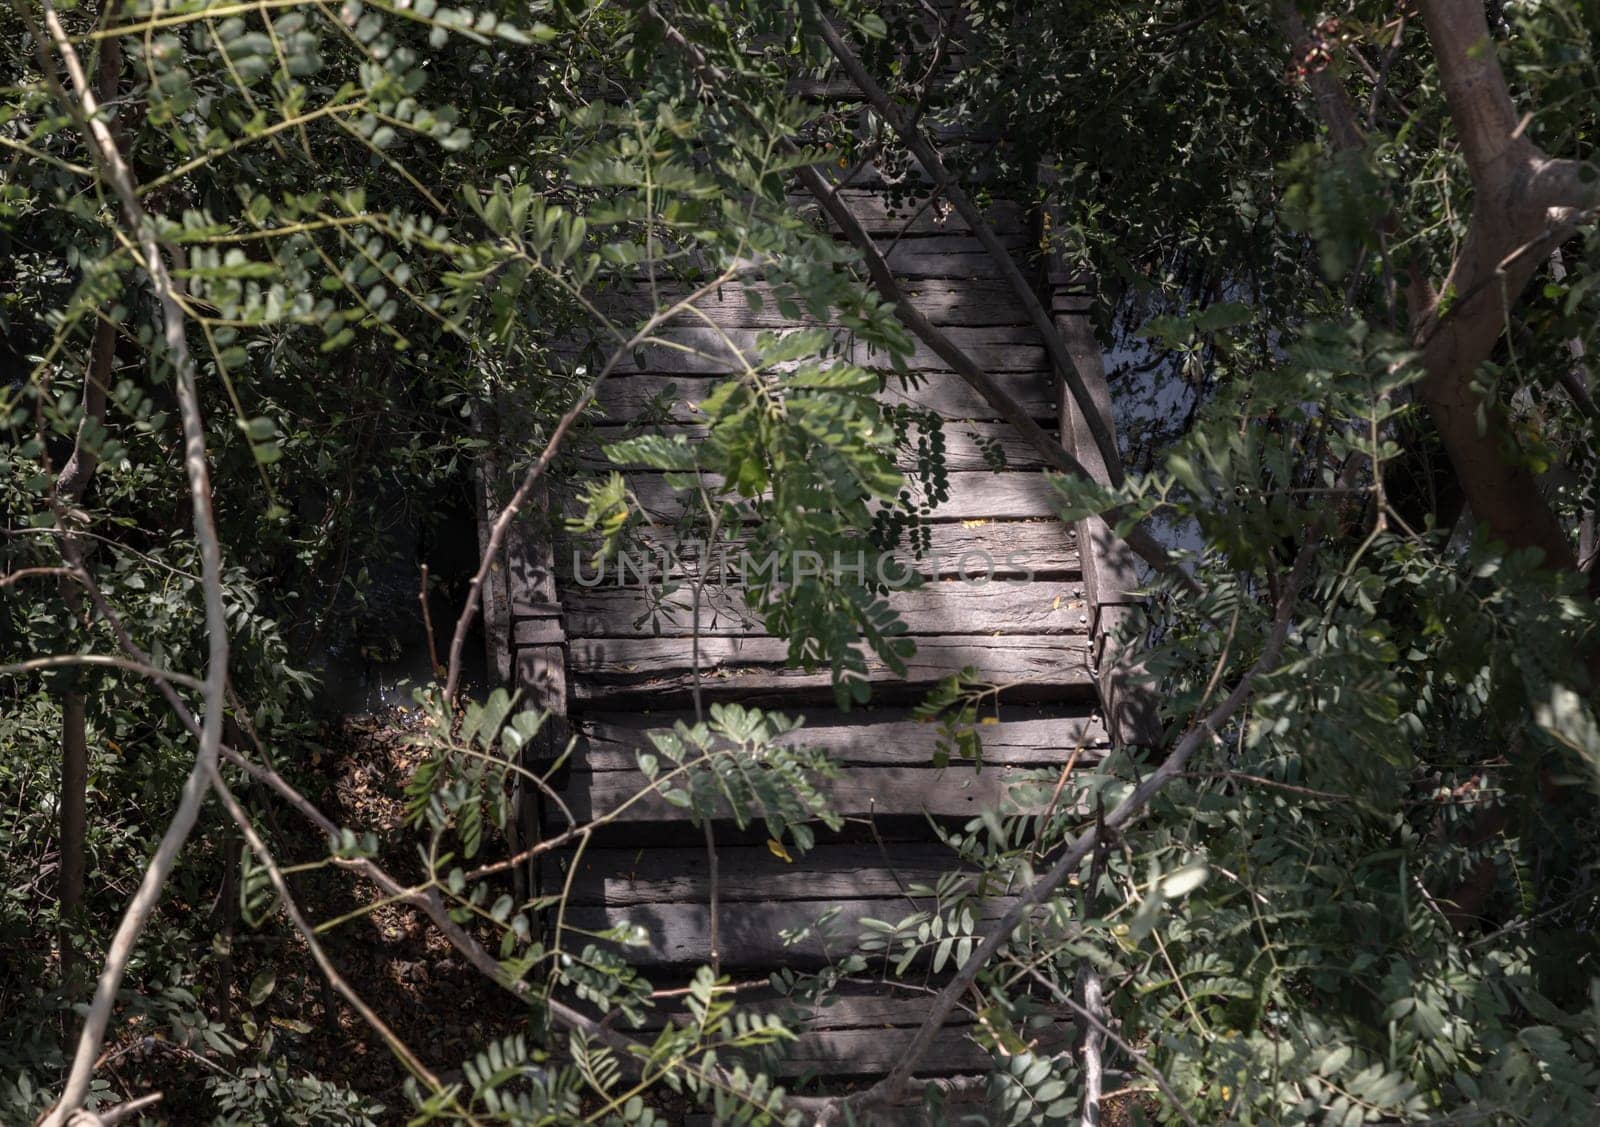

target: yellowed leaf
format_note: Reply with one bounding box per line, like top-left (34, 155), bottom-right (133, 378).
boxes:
top-left (766, 838), bottom-right (793, 863)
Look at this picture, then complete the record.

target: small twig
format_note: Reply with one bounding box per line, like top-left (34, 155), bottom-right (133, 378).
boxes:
top-left (0, 653), bottom-right (204, 690)
top-left (866, 808), bottom-right (921, 909)
top-left (0, 565), bottom-right (79, 589)
top-left (418, 563), bottom-right (442, 678)
top-left (1367, 16), bottom-right (1406, 130)
top-left (1040, 743), bottom-right (1088, 831)
top-left (1023, 966), bottom-right (1199, 1127)
top-left (1180, 771), bottom-right (1355, 803)
top-left (1077, 961), bottom-right (1106, 1127)
top-left (64, 1091), bottom-right (163, 1126)
top-left (702, 818), bottom-right (721, 975)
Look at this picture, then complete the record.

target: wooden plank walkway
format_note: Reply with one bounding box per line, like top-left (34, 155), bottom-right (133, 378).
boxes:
top-left (479, 157), bottom-right (1145, 1107)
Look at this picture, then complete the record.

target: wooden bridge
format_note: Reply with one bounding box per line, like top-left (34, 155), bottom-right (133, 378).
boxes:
top-left (475, 168), bottom-right (1152, 1109)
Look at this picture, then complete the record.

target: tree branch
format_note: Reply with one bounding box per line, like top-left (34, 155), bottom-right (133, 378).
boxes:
top-left (823, 544), bottom-right (1315, 1118)
top-left (1283, 0), bottom-right (1597, 571)
top-left (443, 267), bottom-right (742, 700)
top-left (1418, 0), bottom-right (1525, 188)
top-left (801, 0), bottom-right (1126, 486)
top-left (36, 4), bottom-right (230, 1122)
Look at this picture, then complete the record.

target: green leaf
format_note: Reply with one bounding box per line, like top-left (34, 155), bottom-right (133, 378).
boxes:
top-left (247, 969), bottom-right (277, 1006)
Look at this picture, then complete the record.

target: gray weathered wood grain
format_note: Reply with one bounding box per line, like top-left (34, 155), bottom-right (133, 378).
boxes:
top-left (549, 521), bottom-right (1078, 592)
top-left (578, 420), bottom-right (1052, 471)
top-left (630, 279), bottom-right (1028, 329)
top-left (881, 233), bottom-right (1030, 279)
top-left (570, 707), bottom-right (1109, 771)
top-left (608, 278), bottom-right (1030, 330)
top-left (555, 578), bottom-right (1088, 638)
top-left (562, 896), bottom-right (1016, 968)
top-left (548, 761), bottom-right (1063, 826)
top-left (545, 844), bottom-right (974, 905)
top-left (564, 633), bottom-right (1094, 704)
top-left (594, 371), bottom-right (1053, 423)
top-left (851, 327), bottom-right (1043, 374)
top-left (574, 324), bottom-right (1043, 377)
top-left (570, 469), bottom-right (1067, 524)
top-left (637, 982), bottom-right (994, 1032)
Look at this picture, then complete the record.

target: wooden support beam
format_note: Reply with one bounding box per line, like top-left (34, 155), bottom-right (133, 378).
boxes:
top-left (1045, 269), bottom-right (1161, 747)
top-left (499, 478), bottom-right (571, 901)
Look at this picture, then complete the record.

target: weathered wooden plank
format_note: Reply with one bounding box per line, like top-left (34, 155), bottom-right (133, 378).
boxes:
top-left (625, 279), bottom-right (1029, 329)
top-left (562, 897), bottom-right (1017, 968)
top-left (571, 707), bottom-right (1109, 771)
top-left (575, 469), bottom-right (1066, 524)
top-left (685, 1097), bottom-right (987, 1125)
top-left (544, 844), bottom-right (977, 905)
top-left (594, 371), bottom-right (1054, 423)
top-left (555, 578), bottom-right (1087, 638)
top-left (574, 324), bottom-right (1043, 377)
top-left (550, 521), bottom-right (1079, 590)
top-left (893, 279), bottom-right (1027, 326)
top-left (564, 634), bottom-right (1094, 705)
top-left (851, 327), bottom-right (1044, 374)
top-left (578, 420), bottom-right (1053, 471)
top-left (577, 325), bottom-right (851, 375)
top-left (640, 985), bottom-right (1071, 1082)
top-left (515, 644), bottom-right (568, 713)
top-left (778, 1027), bottom-right (995, 1077)
top-left (881, 233), bottom-right (1030, 279)
top-left (549, 761), bottom-right (1060, 826)
top-left (642, 984), bottom-right (983, 1032)
top-left (791, 191), bottom-right (1026, 237)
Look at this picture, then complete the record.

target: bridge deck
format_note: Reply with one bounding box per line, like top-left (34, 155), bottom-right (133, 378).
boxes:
top-left (483, 172), bottom-right (1136, 1102)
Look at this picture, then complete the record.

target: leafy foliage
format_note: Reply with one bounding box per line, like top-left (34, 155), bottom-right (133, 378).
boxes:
top-left (5, 0), bottom-right (1600, 1124)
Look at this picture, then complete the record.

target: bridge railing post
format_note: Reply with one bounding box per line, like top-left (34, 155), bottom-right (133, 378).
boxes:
top-left (478, 397), bottom-right (571, 904)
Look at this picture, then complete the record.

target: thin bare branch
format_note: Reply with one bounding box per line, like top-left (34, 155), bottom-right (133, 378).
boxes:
top-left (36, 4), bottom-right (230, 1121)
top-left (442, 266), bottom-right (742, 700)
top-left (0, 652), bottom-right (204, 690)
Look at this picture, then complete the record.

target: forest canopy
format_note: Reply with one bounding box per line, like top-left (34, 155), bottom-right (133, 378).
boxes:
top-left (3, 1), bottom-right (1600, 1124)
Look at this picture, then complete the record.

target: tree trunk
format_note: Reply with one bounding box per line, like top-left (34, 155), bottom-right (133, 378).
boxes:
top-left (58, 692), bottom-right (89, 981)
